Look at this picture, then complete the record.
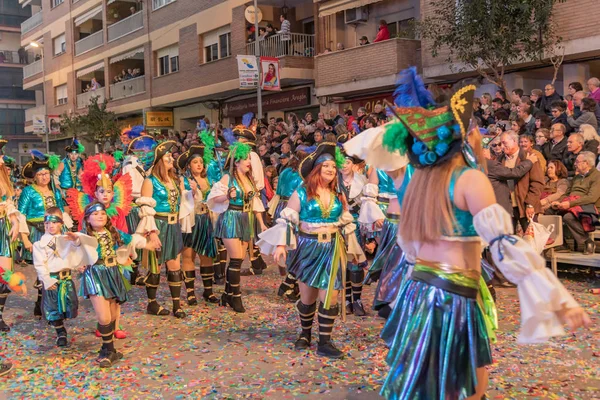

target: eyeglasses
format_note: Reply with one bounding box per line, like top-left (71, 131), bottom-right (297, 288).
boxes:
top-left (491, 143), bottom-right (501, 148)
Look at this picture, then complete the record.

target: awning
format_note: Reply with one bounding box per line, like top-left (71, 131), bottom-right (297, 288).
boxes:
top-left (318, 0), bottom-right (382, 17)
top-left (74, 5), bottom-right (102, 27)
top-left (76, 61), bottom-right (104, 78)
top-left (110, 47), bottom-right (144, 64)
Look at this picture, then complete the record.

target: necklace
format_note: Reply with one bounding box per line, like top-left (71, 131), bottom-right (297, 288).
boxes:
top-left (315, 191), bottom-right (335, 219)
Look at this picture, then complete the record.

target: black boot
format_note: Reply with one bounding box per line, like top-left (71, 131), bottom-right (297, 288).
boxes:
top-left (200, 265), bottom-right (219, 303)
top-left (317, 303), bottom-right (344, 359)
top-left (130, 265), bottom-right (139, 286)
top-left (34, 280), bottom-right (42, 319)
top-left (277, 273), bottom-right (300, 302)
top-left (252, 248), bottom-right (267, 271)
top-left (378, 304), bottom-right (391, 319)
top-left (225, 258), bottom-right (245, 313)
top-left (51, 319), bottom-right (68, 347)
top-left (213, 259), bottom-right (224, 285)
top-left (350, 270), bottom-right (367, 317)
top-left (145, 273), bottom-right (170, 316)
top-left (96, 322), bottom-right (120, 368)
top-left (182, 270), bottom-right (198, 306)
top-left (344, 272), bottom-right (353, 315)
top-left (167, 270), bottom-right (186, 318)
top-left (294, 301), bottom-right (316, 350)
top-left (0, 287), bottom-right (9, 332)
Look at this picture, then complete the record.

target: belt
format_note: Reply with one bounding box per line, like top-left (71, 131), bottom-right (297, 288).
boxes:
top-left (298, 230), bottom-right (337, 243)
top-left (411, 270), bottom-right (478, 299)
top-left (386, 213), bottom-right (400, 221)
top-left (377, 196), bottom-right (390, 203)
top-left (156, 213), bottom-right (178, 224)
top-left (280, 195), bottom-right (290, 201)
top-left (196, 203), bottom-right (209, 215)
top-left (229, 203), bottom-right (252, 212)
top-left (95, 256), bottom-right (117, 267)
top-left (50, 270), bottom-right (72, 280)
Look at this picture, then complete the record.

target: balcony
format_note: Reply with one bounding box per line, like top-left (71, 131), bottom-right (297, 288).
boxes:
top-left (110, 75), bottom-right (145, 100)
top-left (0, 50), bottom-right (32, 65)
top-left (25, 104), bottom-right (46, 123)
top-left (75, 30), bottom-right (104, 56)
top-left (108, 11), bottom-right (143, 42)
top-left (21, 11), bottom-right (42, 35)
top-left (246, 33), bottom-right (315, 59)
top-left (23, 59), bottom-right (43, 78)
top-left (315, 38), bottom-right (421, 96)
top-left (77, 87), bottom-right (105, 109)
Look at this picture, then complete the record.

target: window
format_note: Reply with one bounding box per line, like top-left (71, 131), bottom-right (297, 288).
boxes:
top-left (203, 26), bottom-right (231, 63)
top-left (152, 0), bottom-right (175, 11)
top-left (53, 33), bottom-right (66, 56)
top-left (55, 84), bottom-right (67, 105)
top-left (156, 45), bottom-right (179, 76)
top-left (387, 18), bottom-right (415, 39)
top-left (51, 0), bottom-right (64, 7)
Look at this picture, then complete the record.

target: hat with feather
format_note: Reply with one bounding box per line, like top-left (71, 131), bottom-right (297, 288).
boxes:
top-left (233, 112), bottom-right (257, 144)
top-left (22, 150), bottom-right (61, 179)
top-left (298, 142), bottom-right (345, 180)
top-left (65, 138), bottom-right (85, 154)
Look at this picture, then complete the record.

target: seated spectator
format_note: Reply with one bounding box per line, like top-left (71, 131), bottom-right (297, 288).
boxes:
top-left (491, 98), bottom-right (504, 113)
top-left (539, 83), bottom-right (563, 116)
top-left (519, 134), bottom-right (546, 172)
top-left (363, 116), bottom-right (376, 130)
top-left (540, 160), bottom-right (569, 212)
top-left (336, 43), bottom-right (345, 51)
top-left (587, 77), bottom-right (600, 104)
top-left (373, 104), bottom-right (387, 122)
top-left (328, 109), bottom-right (344, 127)
top-left (90, 77), bottom-right (101, 90)
top-left (511, 88), bottom-right (524, 103)
top-left (546, 151), bottom-right (600, 254)
top-left (550, 101), bottom-right (572, 134)
top-left (270, 153), bottom-right (280, 169)
top-left (535, 128), bottom-right (550, 152)
top-left (579, 124), bottom-right (600, 156)
top-left (373, 20), bottom-right (390, 42)
top-left (530, 89), bottom-right (543, 110)
top-left (489, 136), bottom-right (504, 159)
top-left (535, 112), bottom-right (552, 130)
top-left (511, 118), bottom-right (527, 136)
top-left (568, 94), bottom-right (598, 130)
top-left (359, 36), bottom-right (370, 46)
top-left (563, 133), bottom-right (585, 176)
top-left (544, 123), bottom-right (568, 161)
top-left (517, 103), bottom-right (536, 135)
top-left (313, 129), bottom-right (324, 145)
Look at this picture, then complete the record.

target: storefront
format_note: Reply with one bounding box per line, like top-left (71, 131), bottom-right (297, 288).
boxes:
top-left (336, 92), bottom-right (394, 115)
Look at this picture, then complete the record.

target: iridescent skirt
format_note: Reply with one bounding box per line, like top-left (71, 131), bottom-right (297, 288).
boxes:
top-left (272, 197), bottom-right (289, 222)
top-left (80, 264), bottom-right (129, 304)
top-left (366, 215), bottom-right (399, 280)
top-left (214, 207), bottom-right (253, 243)
top-left (23, 220), bottom-right (44, 262)
top-left (155, 218), bottom-right (183, 264)
top-left (183, 213), bottom-right (217, 258)
top-left (125, 203), bottom-right (140, 234)
top-left (374, 250), bottom-right (410, 310)
top-left (0, 217), bottom-right (13, 258)
top-left (287, 231), bottom-right (344, 291)
top-left (380, 262), bottom-right (493, 400)
top-left (43, 276), bottom-right (78, 321)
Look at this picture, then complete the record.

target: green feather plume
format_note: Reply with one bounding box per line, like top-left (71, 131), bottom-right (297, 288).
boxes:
top-left (48, 154), bottom-right (61, 170)
top-left (113, 150), bottom-right (124, 162)
top-left (382, 121), bottom-right (410, 155)
top-left (77, 143), bottom-right (85, 153)
top-left (199, 131), bottom-right (216, 166)
top-left (98, 160), bottom-right (107, 172)
top-left (334, 146), bottom-right (345, 169)
top-left (230, 142), bottom-right (251, 162)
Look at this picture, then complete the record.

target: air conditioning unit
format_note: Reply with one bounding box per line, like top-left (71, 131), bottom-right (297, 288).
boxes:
top-left (345, 6), bottom-right (368, 24)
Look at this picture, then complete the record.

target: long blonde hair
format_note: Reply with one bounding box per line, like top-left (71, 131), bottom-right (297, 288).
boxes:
top-left (0, 166), bottom-right (14, 198)
top-left (399, 130), bottom-right (485, 242)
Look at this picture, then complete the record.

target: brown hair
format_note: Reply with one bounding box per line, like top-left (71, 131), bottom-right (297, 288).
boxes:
top-left (83, 201), bottom-right (122, 247)
top-left (188, 156), bottom-right (207, 179)
top-left (45, 207), bottom-right (62, 218)
top-left (152, 156), bottom-right (178, 183)
top-left (0, 165), bottom-right (14, 198)
top-left (305, 163), bottom-right (348, 211)
top-left (548, 160), bottom-right (568, 179)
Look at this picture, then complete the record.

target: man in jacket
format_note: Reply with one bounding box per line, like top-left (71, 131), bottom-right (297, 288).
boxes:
top-left (563, 133), bottom-right (585, 176)
top-left (543, 123), bottom-right (568, 161)
top-left (550, 101), bottom-right (573, 134)
top-left (539, 84), bottom-right (563, 116)
top-left (373, 20), bottom-right (390, 42)
top-left (517, 103), bottom-right (537, 135)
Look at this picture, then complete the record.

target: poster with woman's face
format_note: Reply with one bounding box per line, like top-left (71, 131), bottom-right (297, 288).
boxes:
top-left (260, 57), bottom-right (280, 91)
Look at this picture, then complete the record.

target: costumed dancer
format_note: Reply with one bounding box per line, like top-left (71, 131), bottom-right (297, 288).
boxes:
top-left (269, 150), bottom-right (306, 302)
top-left (57, 138), bottom-right (84, 191)
top-left (257, 142), bottom-right (365, 358)
top-left (19, 151), bottom-right (71, 318)
top-left (32, 207), bottom-right (94, 347)
top-left (351, 69), bottom-right (591, 399)
top-left (177, 137), bottom-right (219, 305)
top-left (65, 153), bottom-right (133, 339)
top-left (207, 142), bottom-right (264, 313)
top-left (80, 202), bottom-right (155, 367)
top-left (136, 140), bottom-right (188, 319)
top-left (0, 261), bottom-right (26, 377)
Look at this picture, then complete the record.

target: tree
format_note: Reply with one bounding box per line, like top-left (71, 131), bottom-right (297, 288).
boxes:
top-left (77, 96), bottom-right (121, 151)
top-left (420, 0), bottom-right (566, 94)
top-left (58, 111), bottom-right (82, 138)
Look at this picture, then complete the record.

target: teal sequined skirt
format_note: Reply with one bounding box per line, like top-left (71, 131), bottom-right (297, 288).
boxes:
top-left (367, 216), bottom-right (398, 278)
top-left (0, 217), bottom-right (12, 258)
top-left (183, 213), bottom-right (217, 258)
top-left (156, 218), bottom-right (183, 264)
top-left (287, 232), bottom-right (343, 291)
top-left (42, 277), bottom-right (78, 321)
top-left (272, 198), bottom-right (289, 221)
top-left (380, 264), bottom-right (492, 400)
top-left (214, 208), bottom-right (253, 242)
top-left (125, 204), bottom-right (140, 234)
top-left (80, 264), bottom-right (129, 304)
top-left (23, 221), bottom-right (44, 262)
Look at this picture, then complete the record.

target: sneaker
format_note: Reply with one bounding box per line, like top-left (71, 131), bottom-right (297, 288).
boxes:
top-left (317, 341), bottom-right (344, 359)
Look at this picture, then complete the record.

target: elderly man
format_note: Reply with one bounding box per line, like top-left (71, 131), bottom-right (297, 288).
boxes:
top-left (563, 133), bottom-right (585, 176)
top-left (587, 77), bottom-right (600, 104)
top-left (539, 83), bottom-right (563, 116)
top-left (547, 151), bottom-right (600, 254)
top-left (569, 91), bottom-right (599, 129)
top-left (497, 131), bottom-right (544, 231)
top-left (543, 123), bottom-right (568, 161)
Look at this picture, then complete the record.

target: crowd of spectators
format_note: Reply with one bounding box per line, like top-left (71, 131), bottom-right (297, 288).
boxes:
top-left (112, 68), bottom-right (143, 84)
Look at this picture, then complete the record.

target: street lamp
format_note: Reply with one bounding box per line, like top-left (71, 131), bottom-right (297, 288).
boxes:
top-left (29, 40), bottom-right (49, 153)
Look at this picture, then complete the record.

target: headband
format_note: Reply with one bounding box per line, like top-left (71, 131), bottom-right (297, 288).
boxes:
top-left (314, 153), bottom-right (334, 167)
top-left (84, 203), bottom-right (106, 218)
top-left (44, 215), bottom-right (64, 224)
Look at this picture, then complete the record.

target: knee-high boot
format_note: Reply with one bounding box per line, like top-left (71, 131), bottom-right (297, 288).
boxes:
top-left (0, 286), bottom-right (10, 332)
top-left (223, 258), bottom-right (245, 313)
top-left (167, 270), bottom-right (186, 318)
top-left (145, 273), bottom-right (169, 316)
top-left (34, 279), bottom-right (42, 318)
top-left (317, 303), bottom-right (344, 359)
top-left (350, 269), bottom-right (366, 316)
top-left (200, 265), bottom-right (218, 303)
top-left (96, 322), bottom-right (120, 368)
top-left (294, 301), bottom-right (316, 350)
top-left (50, 319), bottom-right (67, 347)
top-left (277, 273), bottom-right (299, 302)
top-left (344, 270), bottom-right (353, 314)
top-left (182, 270), bottom-right (198, 306)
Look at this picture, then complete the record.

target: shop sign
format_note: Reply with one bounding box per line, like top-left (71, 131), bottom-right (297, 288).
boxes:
top-left (338, 93), bottom-right (394, 115)
top-left (223, 88), bottom-right (311, 118)
top-left (237, 55), bottom-right (259, 89)
top-left (32, 115), bottom-right (46, 135)
top-left (145, 111), bottom-right (174, 127)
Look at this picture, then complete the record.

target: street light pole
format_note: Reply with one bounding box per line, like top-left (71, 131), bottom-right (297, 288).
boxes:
top-left (30, 41), bottom-right (49, 153)
top-left (253, 0), bottom-right (262, 120)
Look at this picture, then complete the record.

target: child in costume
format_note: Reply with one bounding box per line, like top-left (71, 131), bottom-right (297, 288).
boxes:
top-left (177, 137), bottom-right (219, 305)
top-left (257, 142), bottom-right (365, 359)
top-left (80, 201), bottom-right (155, 367)
top-left (32, 207), bottom-right (93, 347)
top-left (57, 138), bottom-right (84, 191)
top-left (0, 262), bottom-right (26, 377)
top-left (207, 142), bottom-right (265, 313)
top-left (344, 68), bottom-right (591, 399)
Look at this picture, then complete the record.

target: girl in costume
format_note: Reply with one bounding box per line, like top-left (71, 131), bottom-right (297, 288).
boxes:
top-left (177, 138), bottom-right (219, 305)
top-left (80, 201), bottom-right (155, 367)
top-left (136, 141), bottom-right (189, 319)
top-left (57, 138), bottom-right (84, 191)
top-left (257, 142), bottom-right (365, 358)
top-left (32, 207), bottom-right (93, 347)
top-left (345, 68), bottom-right (591, 399)
top-left (207, 142), bottom-right (266, 313)
top-left (19, 151), bottom-right (69, 318)
top-left (0, 261), bottom-right (26, 377)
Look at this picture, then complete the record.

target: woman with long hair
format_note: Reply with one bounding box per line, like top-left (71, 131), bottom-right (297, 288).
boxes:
top-left (207, 142), bottom-right (264, 313)
top-left (136, 141), bottom-right (188, 319)
top-left (345, 76), bottom-right (590, 399)
top-left (258, 142), bottom-right (365, 358)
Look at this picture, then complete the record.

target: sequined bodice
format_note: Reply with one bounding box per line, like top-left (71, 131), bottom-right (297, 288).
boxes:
top-left (296, 185), bottom-right (343, 223)
top-left (227, 173), bottom-right (254, 207)
top-left (397, 164), bottom-right (414, 207)
top-left (18, 185), bottom-right (63, 221)
top-left (149, 175), bottom-right (180, 213)
top-left (93, 229), bottom-right (117, 259)
top-left (276, 168), bottom-right (303, 198)
top-left (446, 167), bottom-right (477, 237)
top-left (377, 169), bottom-right (396, 195)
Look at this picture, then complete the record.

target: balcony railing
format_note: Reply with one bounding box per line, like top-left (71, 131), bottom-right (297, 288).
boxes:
top-left (110, 75), bottom-right (145, 100)
top-left (21, 11), bottom-right (43, 35)
top-left (108, 11), bottom-right (143, 42)
top-left (23, 59), bottom-right (43, 78)
top-left (246, 33), bottom-right (315, 58)
top-left (77, 88), bottom-right (105, 109)
top-left (75, 30), bottom-right (104, 56)
top-left (0, 50), bottom-right (28, 65)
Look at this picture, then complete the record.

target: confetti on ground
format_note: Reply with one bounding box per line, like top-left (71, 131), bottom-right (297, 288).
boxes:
top-left (0, 264), bottom-right (598, 399)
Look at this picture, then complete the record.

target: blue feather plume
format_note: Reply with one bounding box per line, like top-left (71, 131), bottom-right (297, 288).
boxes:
top-left (73, 138), bottom-right (79, 146)
top-left (351, 121), bottom-right (360, 133)
top-left (242, 112), bottom-right (253, 129)
top-left (30, 149), bottom-right (47, 161)
top-left (393, 66), bottom-right (435, 108)
top-left (128, 125), bottom-right (144, 139)
top-left (222, 128), bottom-right (236, 144)
top-left (197, 120), bottom-right (207, 131)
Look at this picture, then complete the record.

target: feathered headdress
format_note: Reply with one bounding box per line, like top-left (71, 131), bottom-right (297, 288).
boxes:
top-left (122, 125), bottom-right (144, 139)
top-left (65, 138), bottom-right (85, 154)
top-left (198, 130), bottom-right (216, 166)
top-left (82, 154), bottom-right (116, 194)
top-left (22, 150), bottom-right (61, 179)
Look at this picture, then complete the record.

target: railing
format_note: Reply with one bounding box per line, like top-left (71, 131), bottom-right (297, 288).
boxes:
top-left (246, 33), bottom-right (315, 58)
top-left (25, 104), bottom-right (46, 124)
top-left (77, 87), bottom-right (105, 109)
top-left (0, 86), bottom-right (36, 100)
top-left (23, 59), bottom-right (43, 78)
top-left (110, 75), bottom-right (145, 100)
top-left (21, 11), bottom-right (43, 35)
top-left (75, 30), bottom-right (104, 56)
top-left (108, 11), bottom-right (143, 42)
top-left (0, 50), bottom-right (30, 65)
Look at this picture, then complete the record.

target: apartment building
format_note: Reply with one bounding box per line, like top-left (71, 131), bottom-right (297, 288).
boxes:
top-left (1, 0), bottom-right (41, 163)
top-left (420, 0), bottom-right (600, 96)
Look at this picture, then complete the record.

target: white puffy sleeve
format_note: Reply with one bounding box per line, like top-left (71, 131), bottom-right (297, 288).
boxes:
top-left (206, 181), bottom-right (229, 214)
top-left (117, 233), bottom-right (148, 264)
top-left (339, 211), bottom-right (366, 263)
top-left (179, 189), bottom-right (195, 234)
top-left (256, 207), bottom-right (299, 259)
top-left (33, 243), bottom-right (56, 290)
top-left (250, 152), bottom-right (265, 191)
top-left (473, 203), bottom-right (580, 344)
top-left (252, 193), bottom-right (265, 212)
top-left (2, 199), bottom-right (19, 218)
top-left (56, 233), bottom-right (99, 267)
top-left (135, 197), bottom-right (159, 234)
top-left (358, 183), bottom-right (386, 229)
top-left (344, 125), bottom-right (410, 171)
